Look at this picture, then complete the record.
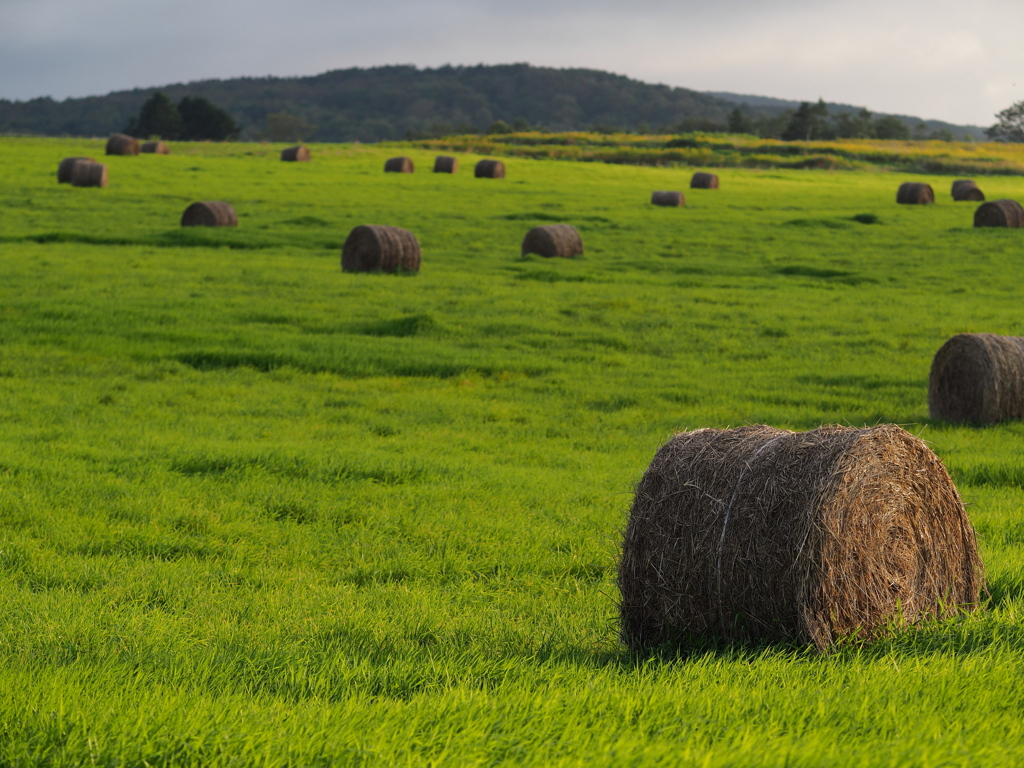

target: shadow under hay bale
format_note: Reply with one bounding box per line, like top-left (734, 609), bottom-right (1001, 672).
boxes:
top-left (951, 179), bottom-right (984, 201)
top-left (929, 333), bottom-right (1024, 423)
top-left (70, 161), bottom-right (108, 188)
top-left (433, 156), bottom-right (458, 173)
top-left (384, 156), bottom-right (414, 173)
top-left (180, 201), bottom-right (238, 227)
top-left (106, 134), bottom-right (139, 156)
top-left (619, 424), bottom-right (983, 652)
top-left (690, 172), bottom-right (719, 189)
top-left (651, 191), bottom-right (685, 207)
top-left (974, 199), bottom-right (1024, 228)
top-left (475, 159), bottom-right (505, 178)
top-left (57, 157), bottom-right (94, 184)
top-left (342, 225), bottom-right (420, 273)
top-left (141, 141), bottom-right (169, 155)
top-left (896, 182), bottom-right (934, 204)
top-left (521, 224), bottom-right (583, 258)
top-left (281, 146), bottom-right (310, 162)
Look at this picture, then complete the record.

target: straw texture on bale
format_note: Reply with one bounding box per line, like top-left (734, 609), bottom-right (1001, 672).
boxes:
top-left (57, 157), bottom-right (94, 184)
top-left (281, 146), bottom-right (310, 162)
top-left (341, 225), bottom-right (421, 273)
top-left (106, 134), bottom-right (140, 156)
top-left (973, 199), bottom-right (1024, 228)
top-left (384, 156), bottom-right (414, 173)
top-left (141, 141), bottom-right (169, 154)
top-left (70, 161), bottom-right (108, 188)
top-left (619, 424), bottom-right (983, 651)
top-left (521, 224), bottom-right (583, 258)
top-left (951, 179), bottom-right (984, 201)
top-left (433, 156), bottom-right (459, 173)
top-left (690, 172), bottom-right (719, 189)
top-left (929, 333), bottom-right (1024, 423)
top-left (475, 159), bottom-right (506, 179)
top-left (896, 182), bottom-right (935, 204)
top-left (651, 191), bottom-right (685, 207)
top-left (180, 201), bottom-right (238, 227)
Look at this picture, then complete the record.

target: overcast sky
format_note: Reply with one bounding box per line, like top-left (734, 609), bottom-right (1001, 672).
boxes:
top-left (2, 0), bottom-right (1022, 127)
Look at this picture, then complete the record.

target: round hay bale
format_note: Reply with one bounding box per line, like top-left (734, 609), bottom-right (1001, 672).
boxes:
top-left (384, 156), bottom-right (414, 173)
top-left (106, 133), bottom-right (140, 156)
top-left (521, 224), bottom-right (583, 258)
top-left (896, 182), bottom-right (934, 204)
top-left (70, 161), bottom-right (108, 188)
top-left (141, 140), bottom-right (169, 155)
top-left (475, 159), bottom-right (505, 179)
top-left (281, 145), bottom-right (310, 162)
top-left (180, 201), bottom-right (238, 227)
top-left (651, 191), bottom-right (685, 207)
top-left (57, 157), bottom-right (95, 184)
top-left (690, 172), bottom-right (719, 189)
top-left (341, 225), bottom-right (420, 273)
top-left (619, 424), bottom-right (983, 651)
top-left (433, 155), bottom-right (459, 173)
top-left (951, 179), bottom-right (984, 202)
top-left (929, 333), bottom-right (1024, 423)
top-left (973, 199), bottom-right (1024, 228)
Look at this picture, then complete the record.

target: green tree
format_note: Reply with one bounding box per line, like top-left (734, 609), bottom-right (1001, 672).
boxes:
top-left (132, 91), bottom-right (183, 139)
top-left (873, 115), bottom-right (910, 140)
top-left (834, 108), bottom-right (874, 139)
top-left (179, 97), bottom-right (240, 141)
top-left (782, 99), bottom-right (831, 141)
top-left (263, 110), bottom-right (312, 142)
top-left (987, 100), bottom-right (1024, 142)
top-left (727, 107), bottom-right (753, 134)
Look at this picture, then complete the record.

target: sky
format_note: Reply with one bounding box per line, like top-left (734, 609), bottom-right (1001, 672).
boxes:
top-left (2, 0), bottom-right (1022, 127)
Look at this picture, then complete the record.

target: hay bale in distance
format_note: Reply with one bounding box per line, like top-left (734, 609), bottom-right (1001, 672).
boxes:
top-left (929, 333), bottom-right (1024, 423)
top-left (281, 145), bottom-right (310, 162)
top-left (690, 172), bottom-right (719, 189)
top-left (106, 133), bottom-right (140, 156)
top-left (896, 182), bottom-right (935, 204)
top-left (384, 156), bottom-right (414, 173)
top-left (619, 424), bottom-right (983, 651)
top-left (341, 225), bottom-right (420, 273)
top-left (141, 141), bottom-right (169, 155)
top-left (974, 199), bottom-right (1024, 228)
top-left (180, 201), bottom-right (238, 227)
top-left (651, 191), bottom-right (685, 207)
top-left (70, 161), bottom-right (108, 188)
top-left (521, 224), bottom-right (583, 258)
top-left (57, 157), bottom-right (95, 184)
top-left (951, 179), bottom-right (984, 202)
top-left (433, 155), bottom-right (459, 173)
top-left (475, 159), bottom-right (505, 179)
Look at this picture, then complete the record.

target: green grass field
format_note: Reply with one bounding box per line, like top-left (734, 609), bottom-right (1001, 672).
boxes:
top-left (3, 136), bottom-right (1024, 766)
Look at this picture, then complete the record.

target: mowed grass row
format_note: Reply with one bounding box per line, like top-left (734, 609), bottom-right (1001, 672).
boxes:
top-left (2, 137), bottom-right (1024, 766)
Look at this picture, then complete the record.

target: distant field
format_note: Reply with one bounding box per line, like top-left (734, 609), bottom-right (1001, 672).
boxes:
top-left (2, 136), bottom-right (1024, 766)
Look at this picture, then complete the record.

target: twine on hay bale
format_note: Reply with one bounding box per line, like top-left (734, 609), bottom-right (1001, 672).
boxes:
top-left (433, 156), bottom-right (459, 173)
top-left (281, 146), bottom-right (310, 162)
top-left (951, 179), bottom-right (984, 202)
top-left (141, 141), bottom-right (169, 155)
top-left (180, 201), bottom-right (238, 227)
top-left (690, 172), bottom-right (719, 189)
top-left (929, 333), bottom-right (1024, 423)
top-left (974, 199), bottom-right (1024, 228)
top-left (341, 225), bottom-right (420, 273)
top-left (619, 424), bottom-right (983, 651)
top-left (70, 161), bottom-right (108, 188)
top-left (106, 134), bottom-right (139, 156)
top-left (57, 157), bottom-right (94, 184)
top-left (521, 224), bottom-right (583, 258)
top-left (475, 159), bottom-right (505, 179)
top-left (896, 182), bottom-right (934, 204)
top-left (384, 156), bottom-right (414, 173)
top-left (651, 191), bottom-right (685, 207)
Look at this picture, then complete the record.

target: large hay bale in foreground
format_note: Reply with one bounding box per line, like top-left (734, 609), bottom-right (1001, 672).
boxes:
top-left (341, 225), bottom-right (420, 273)
top-left (433, 156), bottom-right (458, 173)
top-left (141, 141), bottom-right (169, 155)
top-left (106, 133), bottom-right (139, 156)
top-left (180, 201), bottom-right (238, 227)
top-left (896, 182), bottom-right (934, 204)
top-left (384, 156), bottom-right (414, 173)
top-left (521, 224), bottom-right (583, 258)
top-left (974, 199), bottom-right (1024, 228)
top-left (619, 424), bottom-right (983, 651)
top-left (281, 145), bottom-right (310, 162)
top-left (951, 179), bottom-right (984, 201)
top-left (929, 333), bottom-right (1024, 423)
top-left (651, 191), bottom-right (685, 207)
top-left (475, 159), bottom-right (505, 178)
top-left (70, 161), bottom-right (108, 188)
top-left (57, 157), bottom-right (95, 184)
top-left (690, 172), bottom-right (719, 189)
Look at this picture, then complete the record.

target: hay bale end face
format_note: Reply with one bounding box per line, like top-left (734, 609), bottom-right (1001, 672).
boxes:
top-left (57, 157), bottom-right (95, 184)
top-left (619, 424), bottom-right (983, 651)
top-left (896, 182), bottom-right (935, 204)
top-left (974, 199), bottom-right (1024, 228)
top-left (651, 191), bottom-right (685, 207)
top-left (281, 146), bottom-right (310, 162)
top-left (929, 333), bottom-right (1024, 423)
top-left (141, 141), bottom-right (169, 155)
top-left (106, 133), bottom-right (140, 156)
top-left (690, 172), bottom-right (719, 189)
top-left (180, 201), bottom-right (238, 227)
top-left (521, 224), bottom-right (583, 259)
top-left (70, 161), bottom-right (108, 188)
top-left (384, 156), bottom-right (414, 173)
top-left (433, 155), bottom-right (459, 173)
top-left (951, 179), bottom-right (984, 202)
top-left (341, 225), bottom-right (421, 273)
top-left (475, 159), bottom-right (506, 179)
